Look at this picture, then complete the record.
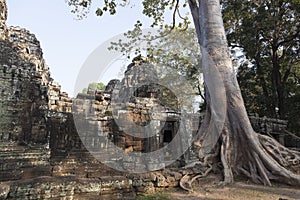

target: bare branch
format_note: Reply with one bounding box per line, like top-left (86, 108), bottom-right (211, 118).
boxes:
top-left (197, 84), bottom-right (206, 102)
top-left (171, 0), bottom-right (180, 30)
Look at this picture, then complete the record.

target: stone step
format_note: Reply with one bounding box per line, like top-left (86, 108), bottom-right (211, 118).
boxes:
top-left (0, 151), bottom-right (50, 158)
top-left (0, 159), bottom-right (49, 171)
top-left (0, 166), bottom-right (52, 181)
top-left (0, 153), bottom-right (50, 169)
top-left (6, 176), bottom-right (134, 199)
top-left (0, 146), bottom-right (51, 181)
top-left (0, 143), bottom-right (27, 152)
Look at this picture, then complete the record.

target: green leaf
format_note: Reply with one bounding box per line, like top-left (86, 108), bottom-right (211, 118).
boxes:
top-left (95, 8), bottom-right (103, 16)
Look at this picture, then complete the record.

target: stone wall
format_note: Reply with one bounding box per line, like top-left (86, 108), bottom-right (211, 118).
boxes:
top-left (249, 113), bottom-right (288, 145)
top-left (68, 60), bottom-right (199, 172)
top-left (0, 13), bottom-right (53, 181)
top-left (0, 143), bottom-right (51, 181)
top-left (48, 81), bottom-right (72, 113)
top-left (1, 170), bottom-right (186, 199)
top-left (0, 0), bottom-right (71, 182)
top-left (0, 23), bottom-right (50, 146)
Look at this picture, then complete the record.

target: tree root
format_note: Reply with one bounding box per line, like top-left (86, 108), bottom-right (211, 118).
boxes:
top-left (180, 130), bottom-right (300, 192)
top-left (179, 164), bottom-right (213, 192)
top-left (258, 134), bottom-right (300, 172)
top-left (220, 128), bottom-right (234, 183)
top-left (179, 146), bottom-right (219, 192)
top-left (237, 133), bottom-right (300, 186)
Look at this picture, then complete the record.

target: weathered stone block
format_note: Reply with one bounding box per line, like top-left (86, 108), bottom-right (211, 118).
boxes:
top-left (0, 183), bottom-right (10, 199)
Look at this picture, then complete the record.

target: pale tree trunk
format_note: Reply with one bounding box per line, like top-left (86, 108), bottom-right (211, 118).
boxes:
top-left (181, 0), bottom-right (300, 189)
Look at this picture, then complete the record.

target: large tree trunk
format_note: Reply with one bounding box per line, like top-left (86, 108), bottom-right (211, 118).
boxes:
top-left (186, 0), bottom-right (300, 187)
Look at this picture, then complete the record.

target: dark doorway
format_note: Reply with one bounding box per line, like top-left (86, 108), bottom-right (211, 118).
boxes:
top-left (163, 130), bottom-right (173, 143)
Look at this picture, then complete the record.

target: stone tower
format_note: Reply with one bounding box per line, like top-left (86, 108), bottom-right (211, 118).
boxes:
top-left (0, 0), bottom-right (8, 40)
top-left (0, 0), bottom-right (51, 145)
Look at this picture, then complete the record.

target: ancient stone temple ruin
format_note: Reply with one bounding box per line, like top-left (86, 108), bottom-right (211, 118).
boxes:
top-left (0, 2), bottom-right (195, 197)
top-left (0, 0), bottom-right (298, 198)
top-left (0, 0), bottom-right (52, 182)
top-left (71, 59), bottom-right (200, 172)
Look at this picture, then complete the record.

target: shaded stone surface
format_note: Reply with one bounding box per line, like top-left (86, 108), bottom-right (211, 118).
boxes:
top-left (0, 0), bottom-right (53, 182)
top-left (0, 0), bottom-right (64, 183)
top-left (0, 29), bottom-right (50, 145)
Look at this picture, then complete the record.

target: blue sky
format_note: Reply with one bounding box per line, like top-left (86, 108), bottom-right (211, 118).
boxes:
top-left (6, 0), bottom-right (153, 96)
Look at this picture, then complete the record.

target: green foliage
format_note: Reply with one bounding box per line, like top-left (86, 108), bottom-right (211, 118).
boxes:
top-left (108, 23), bottom-right (203, 111)
top-left (82, 82), bottom-right (106, 93)
top-left (94, 0), bottom-right (118, 16)
top-left (66, 0), bottom-right (203, 112)
top-left (109, 20), bottom-right (145, 57)
top-left (82, 87), bottom-right (88, 94)
top-left (66, 0), bottom-right (92, 19)
top-left (148, 28), bottom-right (201, 83)
top-left (285, 64), bottom-right (300, 135)
top-left (67, 0), bottom-right (300, 133)
top-left (66, 0), bottom-right (121, 18)
top-left (236, 63), bottom-right (263, 114)
top-left (142, 0), bottom-right (170, 27)
top-left (223, 0), bottom-right (300, 133)
top-left (136, 192), bottom-right (170, 200)
top-left (66, 0), bottom-right (190, 29)
top-left (148, 28), bottom-right (203, 112)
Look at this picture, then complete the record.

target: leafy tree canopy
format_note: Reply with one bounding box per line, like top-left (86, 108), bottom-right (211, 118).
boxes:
top-left (222, 0), bottom-right (300, 134)
top-left (82, 82), bottom-right (106, 93)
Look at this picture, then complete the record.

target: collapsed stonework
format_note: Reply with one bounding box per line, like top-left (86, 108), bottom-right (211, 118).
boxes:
top-left (0, 0), bottom-right (297, 198)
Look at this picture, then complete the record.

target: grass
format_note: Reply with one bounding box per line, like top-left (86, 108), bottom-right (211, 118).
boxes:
top-left (136, 192), bottom-right (170, 200)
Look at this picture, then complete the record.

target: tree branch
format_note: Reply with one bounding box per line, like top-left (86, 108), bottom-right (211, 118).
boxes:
top-left (197, 84), bottom-right (206, 102)
top-left (278, 31), bottom-right (300, 47)
top-left (188, 0), bottom-right (201, 45)
top-left (282, 65), bottom-right (292, 85)
top-left (171, 0), bottom-right (180, 30)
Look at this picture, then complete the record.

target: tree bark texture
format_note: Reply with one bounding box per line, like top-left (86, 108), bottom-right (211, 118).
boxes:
top-left (186, 0), bottom-right (300, 187)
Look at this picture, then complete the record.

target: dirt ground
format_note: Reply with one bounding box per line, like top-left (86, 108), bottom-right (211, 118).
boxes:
top-left (167, 181), bottom-right (300, 200)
